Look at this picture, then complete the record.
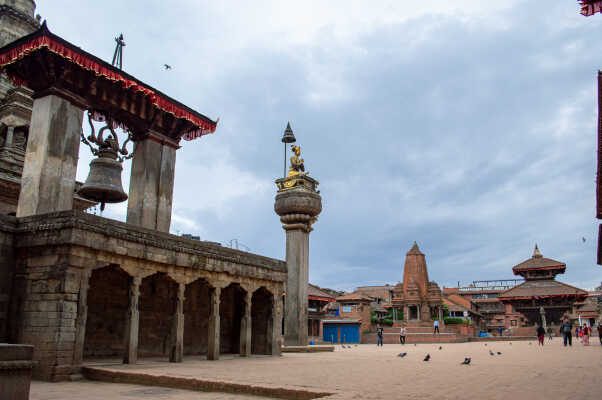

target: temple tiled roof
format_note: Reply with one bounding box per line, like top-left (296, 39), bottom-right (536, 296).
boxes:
top-left (335, 293), bottom-right (373, 303)
top-left (308, 284), bottom-right (335, 301)
top-left (512, 245), bottom-right (566, 274)
top-left (498, 280), bottom-right (587, 300)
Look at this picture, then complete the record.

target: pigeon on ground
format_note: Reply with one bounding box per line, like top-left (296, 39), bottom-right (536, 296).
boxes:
top-left (484, 343), bottom-right (487, 346)
top-left (354, 345), bottom-right (358, 347)
top-left (497, 352), bottom-right (502, 355)
top-left (439, 346), bottom-right (442, 350)
top-left (398, 352), bottom-right (407, 358)
top-left (414, 344), bottom-right (417, 347)
top-left (423, 354), bottom-right (430, 362)
top-left (509, 342), bottom-right (512, 345)
top-left (529, 342), bottom-right (532, 345)
top-left (461, 357), bottom-right (471, 365)
top-left (489, 350), bottom-right (494, 356)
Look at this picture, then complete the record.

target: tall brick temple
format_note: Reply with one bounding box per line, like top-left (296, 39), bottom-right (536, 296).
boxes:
top-left (392, 242), bottom-right (444, 324)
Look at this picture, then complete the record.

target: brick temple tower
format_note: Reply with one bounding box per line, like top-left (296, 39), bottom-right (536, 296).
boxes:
top-left (392, 242), bottom-right (444, 324)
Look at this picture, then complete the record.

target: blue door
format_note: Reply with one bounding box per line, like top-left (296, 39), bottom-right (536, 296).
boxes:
top-left (323, 324), bottom-right (339, 343)
top-left (340, 324), bottom-right (360, 343)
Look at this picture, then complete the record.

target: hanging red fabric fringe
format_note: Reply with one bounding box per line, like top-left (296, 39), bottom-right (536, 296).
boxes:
top-left (581, 0), bottom-right (602, 16)
top-left (0, 34), bottom-right (217, 139)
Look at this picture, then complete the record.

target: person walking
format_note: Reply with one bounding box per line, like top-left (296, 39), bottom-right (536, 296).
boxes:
top-left (536, 325), bottom-right (545, 346)
top-left (598, 322), bottom-right (602, 346)
top-left (575, 326), bottom-right (581, 343)
top-left (399, 325), bottom-right (406, 345)
top-left (433, 319), bottom-right (440, 334)
top-left (498, 326), bottom-right (503, 337)
top-left (582, 324), bottom-right (590, 346)
top-left (546, 326), bottom-right (553, 341)
top-left (560, 320), bottom-right (572, 347)
top-left (377, 324), bottom-right (384, 347)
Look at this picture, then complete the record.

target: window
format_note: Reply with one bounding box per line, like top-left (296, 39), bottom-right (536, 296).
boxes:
top-left (342, 305), bottom-right (352, 313)
top-left (511, 320), bottom-right (517, 326)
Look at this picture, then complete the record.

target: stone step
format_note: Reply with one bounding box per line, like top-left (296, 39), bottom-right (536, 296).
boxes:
top-left (362, 332), bottom-right (467, 344)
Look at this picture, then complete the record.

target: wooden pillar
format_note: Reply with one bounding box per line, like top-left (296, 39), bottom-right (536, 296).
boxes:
top-left (240, 291), bottom-right (252, 357)
top-left (207, 286), bottom-right (221, 360)
top-left (72, 269), bottom-right (91, 367)
top-left (170, 282), bottom-right (185, 362)
top-left (123, 277), bottom-right (141, 364)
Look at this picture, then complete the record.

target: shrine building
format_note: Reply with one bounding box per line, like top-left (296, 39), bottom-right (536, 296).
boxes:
top-left (498, 245), bottom-right (588, 328)
top-left (0, 1), bottom-right (287, 382)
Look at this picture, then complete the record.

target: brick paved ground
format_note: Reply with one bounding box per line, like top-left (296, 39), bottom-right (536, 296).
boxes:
top-left (33, 340), bottom-right (602, 399)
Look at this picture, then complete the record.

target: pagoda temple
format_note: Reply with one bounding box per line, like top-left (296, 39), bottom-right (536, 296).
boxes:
top-left (498, 245), bottom-right (588, 327)
top-left (392, 242), bottom-right (444, 324)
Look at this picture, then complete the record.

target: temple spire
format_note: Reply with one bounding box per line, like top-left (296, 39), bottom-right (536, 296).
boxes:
top-left (533, 244), bottom-right (542, 258)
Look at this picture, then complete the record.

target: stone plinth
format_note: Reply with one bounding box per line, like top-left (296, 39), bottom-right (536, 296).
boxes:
top-left (0, 344), bottom-right (34, 400)
top-left (274, 174), bottom-right (322, 346)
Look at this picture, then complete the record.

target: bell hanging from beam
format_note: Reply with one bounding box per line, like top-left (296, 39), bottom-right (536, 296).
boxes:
top-left (78, 147), bottom-right (128, 210)
top-left (78, 112), bottom-right (133, 211)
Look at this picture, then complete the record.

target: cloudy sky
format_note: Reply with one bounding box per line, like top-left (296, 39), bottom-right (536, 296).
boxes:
top-left (36, 0), bottom-right (601, 291)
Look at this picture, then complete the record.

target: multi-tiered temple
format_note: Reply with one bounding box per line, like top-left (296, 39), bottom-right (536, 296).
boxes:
top-left (392, 242), bottom-right (444, 324)
top-left (498, 245), bottom-right (588, 327)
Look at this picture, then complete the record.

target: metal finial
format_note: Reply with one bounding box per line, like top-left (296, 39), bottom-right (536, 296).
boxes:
top-left (112, 33), bottom-right (125, 70)
top-left (281, 121), bottom-right (296, 143)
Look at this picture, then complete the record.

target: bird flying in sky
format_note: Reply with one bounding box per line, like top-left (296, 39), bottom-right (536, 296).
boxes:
top-left (164, 64), bottom-right (172, 70)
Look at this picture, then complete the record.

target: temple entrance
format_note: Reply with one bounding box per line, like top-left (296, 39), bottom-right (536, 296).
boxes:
top-left (183, 278), bottom-right (211, 356)
top-left (408, 305), bottom-right (419, 320)
top-left (139, 273), bottom-right (177, 358)
top-left (83, 265), bottom-right (129, 359)
top-left (220, 283), bottom-right (245, 355)
top-left (251, 287), bottom-right (273, 355)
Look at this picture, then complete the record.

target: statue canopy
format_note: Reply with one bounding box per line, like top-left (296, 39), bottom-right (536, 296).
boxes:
top-left (0, 22), bottom-right (217, 144)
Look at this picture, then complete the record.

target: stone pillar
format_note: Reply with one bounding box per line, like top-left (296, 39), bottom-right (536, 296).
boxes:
top-left (123, 277), bottom-right (141, 364)
top-left (271, 291), bottom-right (283, 356)
top-left (274, 175), bottom-right (322, 346)
top-left (438, 306), bottom-right (443, 324)
top-left (0, 344), bottom-right (34, 400)
top-left (207, 286), bottom-right (221, 360)
top-left (3, 125), bottom-right (14, 147)
top-left (126, 135), bottom-right (177, 232)
top-left (16, 94), bottom-right (83, 217)
top-left (404, 305), bottom-right (409, 322)
top-left (169, 283), bottom-right (185, 362)
top-left (72, 270), bottom-right (91, 368)
top-left (239, 291), bottom-right (252, 357)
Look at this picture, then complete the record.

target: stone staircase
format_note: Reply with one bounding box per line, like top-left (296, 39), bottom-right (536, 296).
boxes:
top-left (362, 323), bottom-right (468, 344)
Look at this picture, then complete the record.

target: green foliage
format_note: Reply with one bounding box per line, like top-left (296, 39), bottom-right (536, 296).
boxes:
top-left (382, 318), bottom-right (393, 326)
top-left (371, 315), bottom-right (379, 325)
top-left (444, 317), bottom-right (465, 325)
top-left (442, 304), bottom-right (450, 318)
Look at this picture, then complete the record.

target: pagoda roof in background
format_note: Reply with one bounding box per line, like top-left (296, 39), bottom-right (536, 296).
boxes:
top-left (499, 279), bottom-right (588, 301)
top-left (511, 245), bottom-right (566, 275)
top-left (0, 22), bottom-right (217, 142)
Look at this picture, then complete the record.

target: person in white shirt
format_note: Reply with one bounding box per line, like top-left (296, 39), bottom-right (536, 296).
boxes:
top-left (434, 319), bottom-right (440, 334)
top-left (399, 325), bottom-right (407, 344)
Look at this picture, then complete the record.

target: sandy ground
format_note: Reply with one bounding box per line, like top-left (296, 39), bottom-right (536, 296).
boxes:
top-left (30, 380), bottom-right (268, 400)
top-left (33, 340), bottom-right (602, 400)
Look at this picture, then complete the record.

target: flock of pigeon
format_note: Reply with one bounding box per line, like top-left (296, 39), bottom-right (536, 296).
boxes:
top-left (394, 342), bottom-right (509, 366)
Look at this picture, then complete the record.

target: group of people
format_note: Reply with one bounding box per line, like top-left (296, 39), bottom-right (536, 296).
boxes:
top-left (555, 320), bottom-right (601, 347)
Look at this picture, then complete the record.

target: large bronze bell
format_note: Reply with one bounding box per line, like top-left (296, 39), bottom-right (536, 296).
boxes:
top-left (78, 147), bottom-right (128, 210)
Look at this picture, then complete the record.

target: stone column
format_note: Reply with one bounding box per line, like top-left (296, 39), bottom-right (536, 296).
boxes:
top-left (72, 270), bottom-right (91, 368)
top-left (17, 93), bottom-right (83, 217)
top-left (274, 175), bottom-right (322, 347)
top-left (126, 135), bottom-right (177, 232)
top-left (170, 282), bottom-right (185, 362)
top-left (404, 305), bottom-right (409, 322)
top-left (207, 286), bottom-right (221, 360)
top-left (438, 306), bottom-right (443, 325)
top-left (3, 125), bottom-right (14, 147)
top-left (123, 277), bottom-right (141, 364)
top-left (271, 291), bottom-right (283, 356)
top-left (239, 291), bottom-right (252, 357)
